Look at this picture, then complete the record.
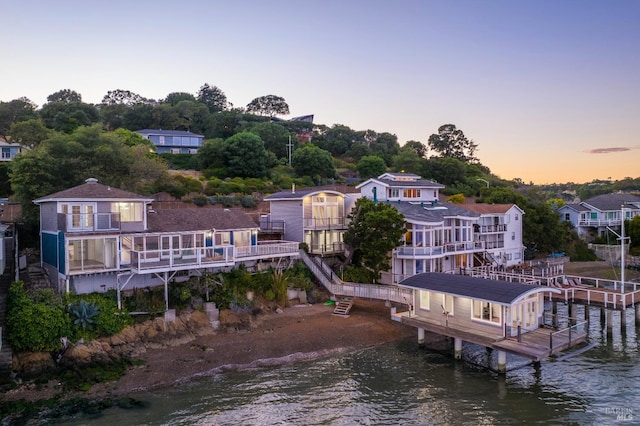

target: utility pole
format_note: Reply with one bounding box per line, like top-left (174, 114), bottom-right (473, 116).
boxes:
top-left (287, 135), bottom-right (294, 166)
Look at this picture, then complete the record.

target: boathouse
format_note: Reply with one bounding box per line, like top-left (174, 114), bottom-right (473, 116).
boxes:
top-left (394, 273), bottom-right (587, 372)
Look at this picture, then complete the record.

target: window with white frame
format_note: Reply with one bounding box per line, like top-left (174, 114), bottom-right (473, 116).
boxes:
top-left (472, 300), bottom-right (501, 324)
top-left (512, 232), bottom-right (515, 240)
top-left (112, 202), bottom-right (143, 222)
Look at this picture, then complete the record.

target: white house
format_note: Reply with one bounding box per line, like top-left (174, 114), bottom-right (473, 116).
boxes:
top-left (558, 193), bottom-right (640, 237)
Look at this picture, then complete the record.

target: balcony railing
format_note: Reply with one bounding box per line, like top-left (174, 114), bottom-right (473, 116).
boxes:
top-left (303, 217), bottom-right (348, 229)
top-left (478, 224), bottom-right (507, 233)
top-left (394, 241), bottom-right (483, 258)
top-left (58, 212), bottom-right (121, 232)
top-left (130, 241), bottom-right (300, 272)
top-left (130, 246), bottom-right (235, 271)
top-left (307, 242), bottom-right (345, 256)
top-left (259, 219), bottom-right (285, 233)
top-left (578, 219), bottom-right (621, 227)
top-left (235, 240), bottom-right (300, 259)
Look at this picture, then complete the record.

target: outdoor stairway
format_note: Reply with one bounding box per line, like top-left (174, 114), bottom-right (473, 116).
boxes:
top-left (333, 298), bottom-right (354, 317)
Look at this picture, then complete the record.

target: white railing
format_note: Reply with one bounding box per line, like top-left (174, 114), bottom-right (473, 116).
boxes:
top-left (578, 219), bottom-right (620, 227)
top-left (395, 241), bottom-right (483, 258)
top-left (235, 241), bottom-right (300, 259)
top-left (131, 246), bottom-right (235, 271)
top-left (299, 250), bottom-right (413, 304)
top-left (130, 241), bottom-right (299, 272)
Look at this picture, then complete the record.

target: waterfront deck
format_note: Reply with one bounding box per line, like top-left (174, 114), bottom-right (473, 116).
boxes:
top-left (395, 311), bottom-right (587, 362)
top-left (550, 281), bottom-right (640, 310)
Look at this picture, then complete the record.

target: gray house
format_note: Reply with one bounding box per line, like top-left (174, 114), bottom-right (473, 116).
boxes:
top-left (135, 129), bottom-right (204, 154)
top-left (558, 193), bottom-right (640, 237)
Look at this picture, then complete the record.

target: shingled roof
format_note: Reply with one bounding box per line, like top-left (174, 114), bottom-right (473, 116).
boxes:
top-left (146, 208), bottom-right (258, 232)
top-left (391, 200), bottom-right (480, 222)
top-left (582, 193), bottom-right (640, 211)
top-left (34, 178), bottom-right (153, 204)
top-left (399, 272), bottom-right (558, 305)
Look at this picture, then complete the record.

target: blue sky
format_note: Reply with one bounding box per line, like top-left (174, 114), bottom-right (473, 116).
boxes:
top-left (2, 0), bottom-right (639, 184)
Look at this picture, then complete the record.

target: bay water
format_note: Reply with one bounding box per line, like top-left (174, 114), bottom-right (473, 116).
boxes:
top-left (60, 304), bottom-right (639, 425)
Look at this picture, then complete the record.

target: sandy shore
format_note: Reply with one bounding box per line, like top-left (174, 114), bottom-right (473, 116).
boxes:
top-left (2, 299), bottom-right (422, 403)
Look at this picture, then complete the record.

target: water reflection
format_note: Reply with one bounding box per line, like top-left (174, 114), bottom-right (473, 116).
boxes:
top-left (59, 307), bottom-right (640, 425)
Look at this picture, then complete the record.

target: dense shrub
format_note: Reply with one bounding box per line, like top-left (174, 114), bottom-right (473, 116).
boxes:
top-left (68, 291), bottom-right (133, 338)
top-left (7, 281), bottom-right (71, 352)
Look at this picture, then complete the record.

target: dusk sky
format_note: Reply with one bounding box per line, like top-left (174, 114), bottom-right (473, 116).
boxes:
top-left (2, 0), bottom-right (639, 184)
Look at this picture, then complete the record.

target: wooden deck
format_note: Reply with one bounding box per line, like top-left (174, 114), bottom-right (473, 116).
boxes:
top-left (550, 282), bottom-right (640, 310)
top-left (396, 312), bottom-right (587, 361)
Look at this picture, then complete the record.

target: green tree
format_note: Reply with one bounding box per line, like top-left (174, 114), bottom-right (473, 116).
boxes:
top-left (627, 216), bottom-right (640, 256)
top-left (246, 95), bottom-right (289, 117)
top-left (47, 88), bottom-right (82, 103)
top-left (101, 89), bottom-right (149, 105)
top-left (356, 155), bottom-right (386, 180)
top-left (8, 119), bottom-right (52, 149)
top-left (197, 83), bottom-right (228, 113)
top-left (197, 138), bottom-right (226, 176)
top-left (370, 132), bottom-right (400, 166)
top-left (291, 143), bottom-right (336, 182)
top-left (427, 124), bottom-right (478, 163)
top-left (248, 121), bottom-right (292, 160)
top-left (392, 146), bottom-right (424, 175)
top-left (123, 103), bottom-right (155, 130)
top-left (343, 198), bottom-right (406, 281)
top-left (0, 97), bottom-right (38, 138)
top-left (423, 156), bottom-right (466, 186)
top-left (10, 125), bottom-right (168, 224)
top-left (39, 101), bottom-right (100, 133)
top-left (403, 140), bottom-right (427, 158)
top-left (163, 91), bottom-right (197, 106)
top-left (222, 131), bottom-right (271, 178)
top-left (313, 124), bottom-right (359, 157)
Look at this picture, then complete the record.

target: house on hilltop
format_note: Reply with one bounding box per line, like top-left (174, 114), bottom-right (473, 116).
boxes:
top-left (135, 129), bottom-right (204, 154)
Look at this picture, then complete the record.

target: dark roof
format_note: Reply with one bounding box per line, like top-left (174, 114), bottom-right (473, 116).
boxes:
top-left (391, 200), bottom-right (480, 222)
top-left (135, 129), bottom-right (204, 138)
top-left (398, 273), bottom-right (557, 305)
top-left (147, 208), bottom-right (257, 232)
top-left (559, 203), bottom-right (590, 213)
top-left (582, 193), bottom-right (640, 211)
top-left (34, 179), bottom-right (153, 203)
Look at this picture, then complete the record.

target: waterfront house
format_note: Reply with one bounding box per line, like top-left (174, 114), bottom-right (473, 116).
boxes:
top-left (395, 272), bottom-right (584, 371)
top-left (357, 173), bottom-right (488, 284)
top-left (463, 203), bottom-right (525, 268)
top-left (263, 186), bottom-right (360, 256)
top-left (558, 193), bottom-right (640, 238)
top-left (135, 129), bottom-right (204, 154)
top-left (34, 178), bottom-right (299, 306)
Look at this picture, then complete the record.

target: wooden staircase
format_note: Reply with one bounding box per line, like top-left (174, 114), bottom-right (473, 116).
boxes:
top-left (332, 297), bottom-right (354, 317)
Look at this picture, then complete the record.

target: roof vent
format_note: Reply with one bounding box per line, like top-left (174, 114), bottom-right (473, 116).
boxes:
top-left (85, 178), bottom-right (98, 184)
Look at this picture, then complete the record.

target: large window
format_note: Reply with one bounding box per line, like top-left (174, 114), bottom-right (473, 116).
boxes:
top-left (112, 202), bottom-right (143, 222)
top-left (472, 300), bottom-right (501, 324)
top-left (403, 188), bottom-right (421, 198)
